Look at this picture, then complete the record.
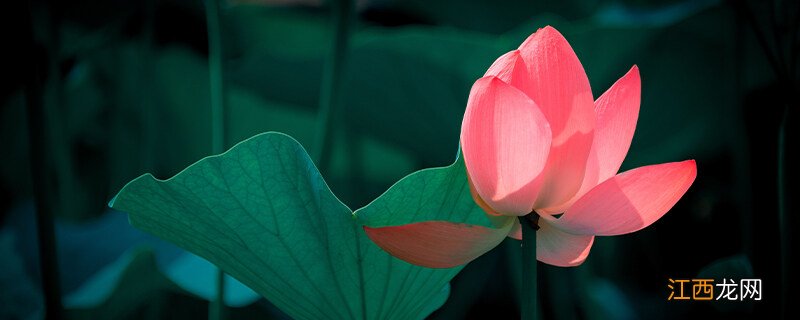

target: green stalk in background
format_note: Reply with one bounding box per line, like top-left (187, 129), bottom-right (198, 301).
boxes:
top-left (520, 216), bottom-right (538, 320)
top-left (312, 0), bottom-right (354, 172)
top-left (734, 1), bottom-right (795, 317)
top-left (23, 1), bottom-right (63, 318)
top-left (777, 105), bottom-right (788, 319)
top-left (207, 0), bottom-right (225, 155)
top-left (139, 0), bottom-right (157, 171)
top-left (205, 0), bottom-right (227, 319)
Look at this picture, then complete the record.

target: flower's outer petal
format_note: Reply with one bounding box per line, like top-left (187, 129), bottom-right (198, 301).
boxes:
top-left (516, 26), bottom-right (596, 211)
top-left (508, 218), bottom-right (522, 240)
top-left (467, 175), bottom-right (501, 218)
top-left (551, 160), bottom-right (697, 236)
top-left (461, 76), bottom-right (552, 216)
top-left (363, 218), bottom-right (514, 269)
top-left (541, 66), bottom-right (641, 214)
top-left (484, 50), bottom-right (529, 90)
top-left (537, 220), bottom-right (594, 267)
top-left (467, 176), bottom-right (519, 229)
top-left (506, 219), bottom-right (592, 266)
top-left (590, 65), bottom-right (641, 182)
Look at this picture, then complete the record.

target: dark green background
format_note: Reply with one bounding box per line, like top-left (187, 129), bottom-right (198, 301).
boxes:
top-left (1, 0), bottom-right (797, 319)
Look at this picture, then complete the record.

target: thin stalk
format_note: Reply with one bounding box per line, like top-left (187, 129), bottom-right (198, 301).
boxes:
top-left (24, 1), bottom-right (63, 318)
top-left (733, 0), bottom-right (754, 261)
top-left (205, 0), bottom-right (226, 319)
top-left (734, 0), bottom-right (789, 82)
top-left (777, 105), bottom-right (788, 319)
top-left (26, 97), bottom-right (64, 320)
top-left (789, 2), bottom-right (800, 77)
top-left (210, 270), bottom-right (226, 320)
top-left (768, 0), bottom-right (786, 71)
top-left (207, 0), bottom-right (225, 155)
top-left (312, 0), bottom-right (354, 172)
top-left (520, 215), bottom-right (538, 320)
top-left (140, 0), bottom-right (157, 170)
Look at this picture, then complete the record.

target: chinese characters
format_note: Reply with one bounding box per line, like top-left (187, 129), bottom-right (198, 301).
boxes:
top-left (667, 278), bottom-right (762, 301)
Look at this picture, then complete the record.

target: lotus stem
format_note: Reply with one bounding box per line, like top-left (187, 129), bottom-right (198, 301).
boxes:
top-left (520, 215), bottom-right (539, 320)
top-left (206, 0), bottom-right (225, 155)
top-left (210, 269), bottom-right (226, 320)
top-left (312, 0), bottom-right (354, 171)
top-left (23, 2), bottom-right (63, 318)
top-left (777, 104), bottom-right (788, 319)
top-left (205, 0), bottom-right (227, 319)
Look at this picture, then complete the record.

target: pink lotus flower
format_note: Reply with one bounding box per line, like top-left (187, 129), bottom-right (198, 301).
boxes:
top-left (365, 26), bottom-right (696, 268)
